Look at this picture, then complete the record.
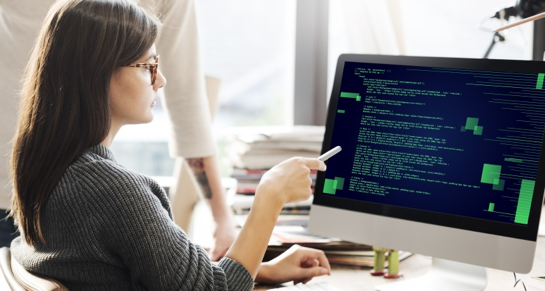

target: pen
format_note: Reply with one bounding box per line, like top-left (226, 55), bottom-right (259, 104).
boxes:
top-left (494, 11), bottom-right (545, 32)
top-left (318, 146), bottom-right (342, 162)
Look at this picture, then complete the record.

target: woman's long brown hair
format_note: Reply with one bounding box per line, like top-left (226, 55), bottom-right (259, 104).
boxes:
top-left (10, 0), bottom-right (159, 246)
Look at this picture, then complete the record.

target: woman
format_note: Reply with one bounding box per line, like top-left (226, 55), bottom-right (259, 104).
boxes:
top-left (9, 0), bottom-right (330, 290)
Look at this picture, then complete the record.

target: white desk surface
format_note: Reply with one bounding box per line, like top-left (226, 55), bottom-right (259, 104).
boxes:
top-left (254, 204), bottom-right (545, 291)
top-left (189, 199), bottom-right (545, 290)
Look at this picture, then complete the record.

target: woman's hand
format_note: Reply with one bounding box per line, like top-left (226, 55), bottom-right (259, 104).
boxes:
top-left (255, 245), bottom-right (331, 285)
top-left (224, 158), bottom-right (326, 279)
top-left (256, 157), bottom-right (326, 207)
top-left (209, 219), bottom-right (236, 261)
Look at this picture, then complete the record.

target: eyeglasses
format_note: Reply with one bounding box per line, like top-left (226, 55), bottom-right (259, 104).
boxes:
top-left (123, 55), bottom-right (159, 85)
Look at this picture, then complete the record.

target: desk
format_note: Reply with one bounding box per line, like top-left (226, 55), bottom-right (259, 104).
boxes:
top-left (254, 235), bottom-right (545, 290)
top-left (254, 205), bottom-right (545, 291)
top-left (190, 199), bottom-right (545, 290)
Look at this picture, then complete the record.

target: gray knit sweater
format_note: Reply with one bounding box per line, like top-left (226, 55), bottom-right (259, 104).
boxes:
top-left (11, 145), bottom-right (253, 290)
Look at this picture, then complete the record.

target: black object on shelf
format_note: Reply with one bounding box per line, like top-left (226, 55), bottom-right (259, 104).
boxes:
top-left (485, 0), bottom-right (545, 59)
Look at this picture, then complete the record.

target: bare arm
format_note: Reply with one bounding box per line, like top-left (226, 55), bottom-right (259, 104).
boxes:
top-left (186, 155), bottom-right (235, 260)
top-left (225, 158), bottom-right (327, 279)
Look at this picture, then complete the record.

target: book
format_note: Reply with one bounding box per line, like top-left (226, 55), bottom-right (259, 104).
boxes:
top-left (228, 193), bottom-right (313, 214)
top-left (227, 126), bottom-right (325, 169)
top-left (326, 251), bottom-right (412, 268)
top-left (234, 214), bottom-right (309, 228)
top-left (235, 182), bottom-right (316, 195)
top-left (231, 168), bottom-right (317, 180)
top-left (259, 224), bottom-right (414, 268)
top-left (247, 140), bottom-right (323, 152)
top-left (236, 187), bottom-right (258, 195)
top-left (264, 244), bottom-right (411, 268)
top-left (237, 152), bottom-right (317, 170)
top-left (234, 126), bottom-right (325, 143)
top-left (271, 226), bottom-right (337, 242)
top-left (235, 180), bottom-right (260, 194)
top-left (263, 242), bottom-right (374, 262)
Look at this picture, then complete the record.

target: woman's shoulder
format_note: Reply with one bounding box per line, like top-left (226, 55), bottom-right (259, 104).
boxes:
top-left (65, 146), bottom-right (128, 181)
top-left (51, 145), bottom-right (170, 217)
top-left (58, 145), bottom-right (162, 198)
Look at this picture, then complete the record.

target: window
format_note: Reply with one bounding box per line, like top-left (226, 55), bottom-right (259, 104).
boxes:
top-left (112, 1), bottom-right (296, 176)
top-left (399, 0), bottom-right (527, 59)
top-left (197, 0), bottom-right (296, 128)
top-left (327, 0), bottom-right (530, 99)
top-left (113, 1), bottom-right (530, 177)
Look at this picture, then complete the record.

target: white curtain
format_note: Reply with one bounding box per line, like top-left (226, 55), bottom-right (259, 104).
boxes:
top-left (328, 0), bottom-right (405, 94)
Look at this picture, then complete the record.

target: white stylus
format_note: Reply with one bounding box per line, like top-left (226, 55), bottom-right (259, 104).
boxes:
top-left (318, 146), bottom-right (342, 162)
top-left (494, 11), bottom-right (545, 32)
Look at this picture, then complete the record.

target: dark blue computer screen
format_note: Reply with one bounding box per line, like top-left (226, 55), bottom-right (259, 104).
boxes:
top-left (323, 61), bottom-right (545, 225)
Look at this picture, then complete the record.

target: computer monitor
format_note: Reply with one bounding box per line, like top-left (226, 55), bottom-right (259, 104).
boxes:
top-left (308, 54), bottom-right (545, 291)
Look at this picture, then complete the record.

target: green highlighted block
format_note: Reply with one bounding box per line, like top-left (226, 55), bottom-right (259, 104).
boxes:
top-left (323, 177), bottom-right (345, 195)
top-left (465, 117), bottom-right (479, 131)
top-left (335, 177), bottom-right (344, 189)
top-left (323, 179), bottom-right (337, 195)
top-left (481, 164), bottom-right (505, 191)
top-left (537, 73), bottom-right (544, 90)
top-left (474, 126), bottom-right (483, 136)
top-left (461, 117), bottom-right (484, 135)
top-left (340, 92), bottom-right (361, 102)
top-left (340, 92), bottom-right (359, 98)
top-left (481, 164), bottom-right (502, 185)
top-left (515, 179), bottom-right (535, 224)
top-left (492, 179), bottom-right (505, 191)
top-left (337, 109), bottom-right (345, 114)
top-left (488, 203), bottom-right (495, 212)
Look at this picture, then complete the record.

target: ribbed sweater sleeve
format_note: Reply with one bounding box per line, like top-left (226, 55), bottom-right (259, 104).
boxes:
top-left (11, 145), bottom-right (253, 290)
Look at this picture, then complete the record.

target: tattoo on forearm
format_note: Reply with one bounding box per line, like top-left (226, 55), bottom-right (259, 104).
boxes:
top-left (187, 158), bottom-right (213, 199)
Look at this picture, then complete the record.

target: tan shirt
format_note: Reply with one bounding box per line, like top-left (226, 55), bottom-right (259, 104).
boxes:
top-left (0, 0), bottom-right (215, 209)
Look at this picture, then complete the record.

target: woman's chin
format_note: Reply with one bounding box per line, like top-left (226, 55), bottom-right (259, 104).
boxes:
top-left (135, 113), bottom-right (154, 124)
top-left (143, 114), bottom-right (154, 124)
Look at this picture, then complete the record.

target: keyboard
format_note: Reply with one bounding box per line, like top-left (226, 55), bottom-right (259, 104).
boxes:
top-left (268, 281), bottom-right (343, 290)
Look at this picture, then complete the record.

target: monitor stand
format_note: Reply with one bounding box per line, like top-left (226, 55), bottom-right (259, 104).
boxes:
top-left (376, 258), bottom-right (487, 291)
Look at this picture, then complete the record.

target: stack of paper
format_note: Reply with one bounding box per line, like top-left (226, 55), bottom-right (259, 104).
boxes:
top-left (226, 126), bottom-right (324, 201)
top-left (228, 125), bottom-right (325, 170)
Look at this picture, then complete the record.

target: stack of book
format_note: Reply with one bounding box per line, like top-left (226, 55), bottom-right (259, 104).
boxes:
top-left (228, 125), bottom-right (325, 171)
top-left (230, 168), bottom-right (268, 195)
top-left (234, 216), bottom-right (412, 268)
top-left (227, 126), bottom-right (324, 214)
top-left (226, 126), bottom-right (414, 268)
top-left (265, 226), bottom-right (412, 268)
top-left (231, 168), bottom-right (319, 195)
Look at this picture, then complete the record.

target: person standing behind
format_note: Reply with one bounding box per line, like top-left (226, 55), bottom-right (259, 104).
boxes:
top-left (0, 0), bottom-right (235, 259)
top-left (140, 0), bottom-right (237, 261)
